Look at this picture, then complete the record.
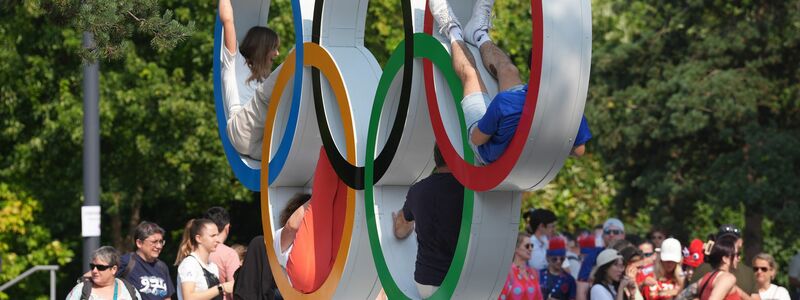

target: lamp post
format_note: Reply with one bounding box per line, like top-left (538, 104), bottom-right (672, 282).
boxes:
top-left (81, 31), bottom-right (101, 272)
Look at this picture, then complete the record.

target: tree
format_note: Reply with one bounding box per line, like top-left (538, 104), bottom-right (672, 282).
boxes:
top-left (587, 0), bottom-right (800, 285)
top-left (1, 1), bottom-right (245, 296)
top-left (42, 0), bottom-right (195, 61)
top-left (524, 155), bottom-right (619, 235)
top-left (0, 184), bottom-right (74, 300)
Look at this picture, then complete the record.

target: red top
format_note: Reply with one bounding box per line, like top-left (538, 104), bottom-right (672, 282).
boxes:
top-left (698, 271), bottom-right (740, 300)
top-left (499, 263), bottom-right (543, 300)
top-left (640, 274), bottom-right (680, 300)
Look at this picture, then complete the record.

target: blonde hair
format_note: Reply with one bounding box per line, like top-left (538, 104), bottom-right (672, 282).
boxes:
top-left (174, 218), bottom-right (215, 266)
top-left (654, 255), bottom-right (685, 288)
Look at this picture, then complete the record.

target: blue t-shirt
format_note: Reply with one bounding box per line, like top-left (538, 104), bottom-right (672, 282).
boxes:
top-left (539, 269), bottom-right (577, 300)
top-left (117, 253), bottom-right (175, 300)
top-left (577, 247), bottom-right (603, 281)
top-left (476, 85), bottom-right (527, 163)
top-left (574, 116), bottom-right (592, 147)
top-left (476, 85), bottom-right (592, 162)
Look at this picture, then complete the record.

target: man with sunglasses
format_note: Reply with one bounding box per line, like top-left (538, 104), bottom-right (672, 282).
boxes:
top-left (575, 218), bottom-right (627, 300)
top-left (117, 221), bottom-right (175, 300)
top-left (540, 237), bottom-right (577, 300)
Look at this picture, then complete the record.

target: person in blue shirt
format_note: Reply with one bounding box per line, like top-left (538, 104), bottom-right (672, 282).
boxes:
top-left (117, 221), bottom-right (176, 300)
top-left (429, 0), bottom-right (591, 164)
top-left (541, 237), bottom-right (578, 300)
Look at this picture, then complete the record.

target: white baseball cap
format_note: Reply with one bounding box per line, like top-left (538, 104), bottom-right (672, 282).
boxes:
top-left (660, 238), bottom-right (682, 263)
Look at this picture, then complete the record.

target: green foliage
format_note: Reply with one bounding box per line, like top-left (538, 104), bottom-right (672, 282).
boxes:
top-left (1, 0), bottom-right (245, 296)
top-left (524, 155), bottom-right (618, 235)
top-left (588, 0), bottom-right (800, 284)
top-left (44, 0), bottom-right (196, 61)
top-left (0, 184), bottom-right (74, 300)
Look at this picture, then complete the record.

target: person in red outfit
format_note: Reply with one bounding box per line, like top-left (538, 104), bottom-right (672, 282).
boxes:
top-left (500, 233), bottom-right (544, 300)
top-left (640, 238), bottom-right (684, 300)
top-left (278, 148), bottom-right (347, 293)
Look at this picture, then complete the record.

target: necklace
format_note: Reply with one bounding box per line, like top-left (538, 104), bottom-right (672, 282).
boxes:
top-left (542, 271), bottom-right (565, 299)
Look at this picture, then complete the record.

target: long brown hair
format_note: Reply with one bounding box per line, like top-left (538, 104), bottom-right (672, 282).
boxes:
top-left (174, 218), bottom-right (215, 266)
top-left (240, 26), bottom-right (279, 84)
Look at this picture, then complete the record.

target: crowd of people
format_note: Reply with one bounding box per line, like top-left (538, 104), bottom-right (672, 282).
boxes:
top-left (65, 207), bottom-right (263, 300)
top-left (496, 210), bottom-right (800, 300)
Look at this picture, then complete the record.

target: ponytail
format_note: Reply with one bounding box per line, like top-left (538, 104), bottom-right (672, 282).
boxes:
top-left (174, 218), bottom-right (215, 266)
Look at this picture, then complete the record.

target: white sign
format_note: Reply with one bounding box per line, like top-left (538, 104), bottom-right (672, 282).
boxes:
top-left (81, 206), bottom-right (101, 237)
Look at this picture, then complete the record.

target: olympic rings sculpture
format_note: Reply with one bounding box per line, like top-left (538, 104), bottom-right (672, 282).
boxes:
top-left (213, 0), bottom-right (592, 298)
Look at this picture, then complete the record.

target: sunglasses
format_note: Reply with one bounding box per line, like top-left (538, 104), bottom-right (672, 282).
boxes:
top-left (753, 266), bottom-right (770, 273)
top-left (548, 256), bottom-right (565, 262)
top-left (89, 263), bottom-right (113, 271)
top-left (643, 252), bottom-right (654, 258)
top-left (604, 229), bottom-right (623, 235)
top-left (525, 243), bottom-right (534, 250)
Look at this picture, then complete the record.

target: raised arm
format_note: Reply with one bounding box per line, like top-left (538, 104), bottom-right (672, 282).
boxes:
top-left (219, 0), bottom-right (237, 54)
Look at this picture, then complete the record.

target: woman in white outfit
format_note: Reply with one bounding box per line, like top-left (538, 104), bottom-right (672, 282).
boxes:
top-left (753, 253), bottom-right (791, 300)
top-left (219, 0), bottom-right (282, 160)
top-left (174, 218), bottom-right (233, 300)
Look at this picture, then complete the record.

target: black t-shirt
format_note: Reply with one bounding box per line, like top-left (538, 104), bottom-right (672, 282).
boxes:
top-left (402, 172), bottom-right (464, 286)
top-left (117, 253), bottom-right (175, 300)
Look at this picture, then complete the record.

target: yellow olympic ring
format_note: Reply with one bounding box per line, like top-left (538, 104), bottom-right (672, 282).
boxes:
top-left (260, 42), bottom-right (357, 298)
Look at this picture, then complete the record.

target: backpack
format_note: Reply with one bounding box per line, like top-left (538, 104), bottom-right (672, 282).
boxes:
top-left (79, 276), bottom-right (138, 300)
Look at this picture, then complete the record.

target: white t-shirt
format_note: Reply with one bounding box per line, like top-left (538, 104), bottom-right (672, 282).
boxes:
top-left (591, 283), bottom-right (617, 300)
top-left (528, 235), bottom-right (549, 270)
top-left (221, 45), bottom-right (283, 160)
top-left (221, 46), bottom-right (257, 116)
top-left (176, 253), bottom-right (220, 300)
top-left (759, 284), bottom-right (791, 300)
top-left (273, 227), bottom-right (294, 268)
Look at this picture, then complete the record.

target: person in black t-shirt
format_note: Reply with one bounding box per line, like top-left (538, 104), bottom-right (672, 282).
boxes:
top-left (117, 221), bottom-right (176, 300)
top-left (393, 146), bottom-right (465, 298)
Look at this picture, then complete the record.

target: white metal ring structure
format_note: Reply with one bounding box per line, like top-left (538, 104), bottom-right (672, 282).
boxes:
top-left (214, 0), bottom-right (591, 298)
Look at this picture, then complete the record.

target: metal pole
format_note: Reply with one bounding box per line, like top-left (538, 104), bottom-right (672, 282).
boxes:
top-left (82, 31), bottom-right (101, 273)
top-left (49, 269), bottom-right (55, 300)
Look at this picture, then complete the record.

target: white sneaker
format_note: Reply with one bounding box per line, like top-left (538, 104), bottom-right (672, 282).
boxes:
top-left (429, 0), bottom-right (461, 38)
top-left (464, 0), bottom-right (494, 46)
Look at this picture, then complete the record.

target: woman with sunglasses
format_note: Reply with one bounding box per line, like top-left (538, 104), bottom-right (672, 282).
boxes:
top-left (540, 237), bottom-right (577, 300)
top-left (174, 218), bottom-right (234, 300)
top-left (696, 234), bottom-right (745, 300)
top-left (499, 233), bottom-right (543, 300)
top-left (67, 246), bottom-right (142, 300)
top-left (753, 253), bottom-right (791, 300)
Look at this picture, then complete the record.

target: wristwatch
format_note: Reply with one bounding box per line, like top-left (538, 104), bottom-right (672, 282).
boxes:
top-left (217, 284), bottom-right (224, 295)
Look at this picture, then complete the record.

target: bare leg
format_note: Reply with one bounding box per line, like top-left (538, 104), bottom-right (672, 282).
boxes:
top-left (451, 40), bottom-right (487, 97)
top-left (478, 41), bottom-right (523, 91)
